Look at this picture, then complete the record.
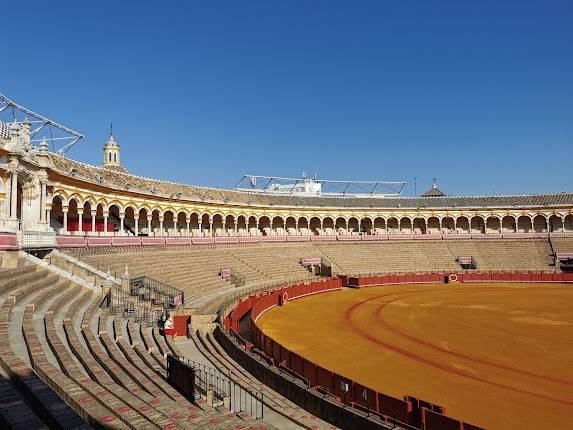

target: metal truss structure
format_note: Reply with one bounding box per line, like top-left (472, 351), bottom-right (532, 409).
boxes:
top-left (0, 92), bottom-right (84, 154)
top-left (234, 174), bottom-right (406, 198)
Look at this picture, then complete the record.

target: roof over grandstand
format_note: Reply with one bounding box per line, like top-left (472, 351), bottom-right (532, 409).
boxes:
top-left (47, 153), bottom-right (573, 209)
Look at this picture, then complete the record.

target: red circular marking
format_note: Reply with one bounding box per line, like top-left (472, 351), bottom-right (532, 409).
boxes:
top-left (343, 289), bottom-right (573, 406)
top-left (374, 289), bottom-right (573, 386)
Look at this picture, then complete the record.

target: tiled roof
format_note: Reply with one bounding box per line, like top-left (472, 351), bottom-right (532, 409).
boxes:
top-left (421, 186), bottom-right (446, 197)
top-left (48, 153), bottom-right (573, 210)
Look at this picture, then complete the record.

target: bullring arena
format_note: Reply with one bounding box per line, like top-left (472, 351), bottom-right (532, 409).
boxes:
top-left (256, 283), bottom-right (573, 430)
top-left (1, 96), bottom-right (573, 429)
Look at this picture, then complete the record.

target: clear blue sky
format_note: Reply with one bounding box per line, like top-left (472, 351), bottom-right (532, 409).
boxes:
top-left (2, 1), bottom-right (572, 196)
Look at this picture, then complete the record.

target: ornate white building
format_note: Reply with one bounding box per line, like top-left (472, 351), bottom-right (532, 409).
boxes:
top-left (1, 118), bottom-right (573, 249)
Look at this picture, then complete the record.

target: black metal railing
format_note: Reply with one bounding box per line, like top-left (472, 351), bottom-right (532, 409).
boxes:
top-left (107, 287), bottom-right (160, 327)
top-left (170, 355), bottom-right (264, 420)
top-left (130, 275), bottom-right (184, 309)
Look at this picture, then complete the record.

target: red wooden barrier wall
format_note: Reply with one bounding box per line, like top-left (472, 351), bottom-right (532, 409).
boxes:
top-left (224, 272), bottom-right (572, 429)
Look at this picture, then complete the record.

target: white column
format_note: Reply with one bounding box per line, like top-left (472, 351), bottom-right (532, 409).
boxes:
top-left (91, 210), bottom-right (97, 233)
top-left (209, 219), bottom-right (213, 236)
top-left (529, 217), bottom-right (534, 233)
top-left (10, 170), bottom-right (18, 219)
top-left (186, 216), bottom-right (191, 236)
top-left (514, 217), bottom-right (519, 233)
top-left (159, 217), bottom-right (164, 236)
top-left (295, 220), bottom-right (299, 235)
top-left (119, 213), bottom-right (125, 236)
top-left (134, 215), bottom-right (139, 236)
top-left (40, 181), bottom-right (47, 223)
top-left (147, 216), bottom-right (151, 235)
top-left (234, 221), bottom-right (238, 236)
top-left (78, 210), bottom-right (83, 233)
top-left (256, 220), bottom-right (260, 236)
top-left (62, 207), bottom-right (69, 233)
top-left (47, 208), bottom-right (52, 228)
top-left (198, 221), bottom-right (202, 236)
top-left (103, 212), bottom-right (109, 235)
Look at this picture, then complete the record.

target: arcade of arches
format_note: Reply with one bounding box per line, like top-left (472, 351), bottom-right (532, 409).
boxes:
top-left (48, 195), bottom-right (573, 237)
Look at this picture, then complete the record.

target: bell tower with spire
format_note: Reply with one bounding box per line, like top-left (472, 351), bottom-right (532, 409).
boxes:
top-left (102, 122), bottom-right (122, 169)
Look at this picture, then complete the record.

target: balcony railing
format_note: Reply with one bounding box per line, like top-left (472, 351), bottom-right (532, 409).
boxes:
top-left (18, 230), bottom-right (56, 249)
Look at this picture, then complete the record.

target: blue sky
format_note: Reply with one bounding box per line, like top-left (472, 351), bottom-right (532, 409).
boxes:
top-left (2, 1), bottom-right (572, 196)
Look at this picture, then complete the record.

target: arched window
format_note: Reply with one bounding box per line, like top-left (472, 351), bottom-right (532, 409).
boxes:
top-left (113, 153), bottom-right (117, 163)
top-left (108, 152), bottom-right (112, 162)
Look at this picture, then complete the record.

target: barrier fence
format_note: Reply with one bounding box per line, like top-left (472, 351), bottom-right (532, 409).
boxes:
top-left (220, 272), bottom-right (570, 429)
top-left (224, 278), bottom-right (342, 334)
top-left (348, 271), bottom-right (573, 287)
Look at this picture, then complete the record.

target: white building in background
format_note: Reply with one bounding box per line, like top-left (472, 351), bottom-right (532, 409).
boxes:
top-left (1, 113), bottom-right (573, 250)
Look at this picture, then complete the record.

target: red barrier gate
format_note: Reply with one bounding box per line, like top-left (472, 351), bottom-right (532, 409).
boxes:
top-left (173, 315), bottom-right (190, 337)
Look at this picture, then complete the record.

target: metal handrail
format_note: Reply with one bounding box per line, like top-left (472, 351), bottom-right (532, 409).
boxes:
top-left (130, 275), bottom-right (184, 308)
top-left (170, 354), bottom-right (264, 420)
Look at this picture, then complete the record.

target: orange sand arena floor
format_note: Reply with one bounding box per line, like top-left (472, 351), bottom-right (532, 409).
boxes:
top-left (256, 283), bottom-right (573, 429)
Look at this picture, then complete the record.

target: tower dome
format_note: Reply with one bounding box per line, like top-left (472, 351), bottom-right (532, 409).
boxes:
top-left (102, 124), bottom-right (121, 168)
